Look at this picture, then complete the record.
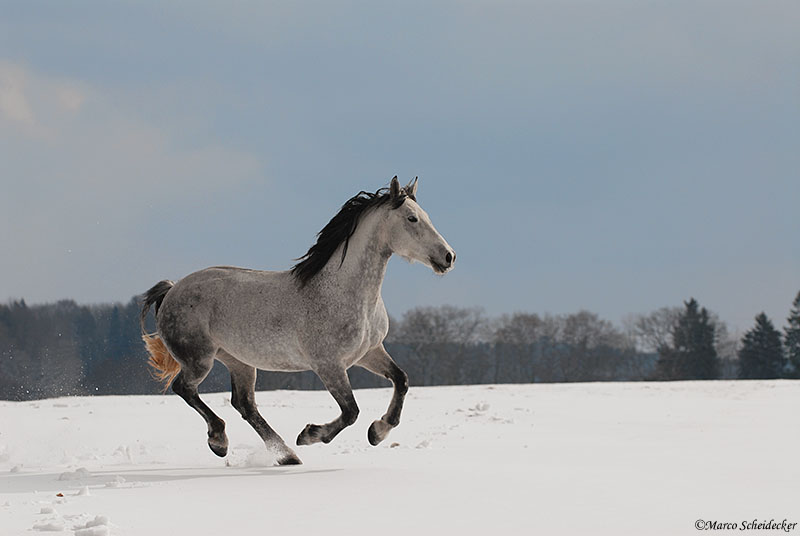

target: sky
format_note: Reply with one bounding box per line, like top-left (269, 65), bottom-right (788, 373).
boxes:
top-left (1, 1), bottom-right (798, 333)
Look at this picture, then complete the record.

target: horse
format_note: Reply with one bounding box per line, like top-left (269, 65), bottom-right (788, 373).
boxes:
top-left (139, 176), bottom-right (455, 465)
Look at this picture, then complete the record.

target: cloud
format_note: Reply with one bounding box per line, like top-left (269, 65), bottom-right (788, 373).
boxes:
top-left (0, 60), bottom-right (90, 139)
top-left (0, 61), bottom-right (36, 129)
top-left (0, 60), bottom-right (264, 303)
top-left (55, 84), bottom-right (84, 112)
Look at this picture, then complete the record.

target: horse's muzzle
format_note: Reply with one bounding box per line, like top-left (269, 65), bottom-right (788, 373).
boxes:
top-left (430, 249), bottom-right (456, 274)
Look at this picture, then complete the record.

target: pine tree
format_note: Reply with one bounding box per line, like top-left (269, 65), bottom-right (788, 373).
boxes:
top-left (784, 291), bottom-right (800, 378)
top-left (655, 298), bottom-right (720, 380)
top-left (738, 313), bottom-right (784, 379)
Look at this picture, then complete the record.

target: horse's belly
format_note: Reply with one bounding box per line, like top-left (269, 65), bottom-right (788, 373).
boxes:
top-left (215, 328), bottom-right (310, 372)
top-left (242, 355), bottom-right (309, 372)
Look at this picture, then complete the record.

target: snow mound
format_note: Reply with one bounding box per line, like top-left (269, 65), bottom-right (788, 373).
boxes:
top-left (74, 526), bottom-right (109, 536)
top-left (104, 476), bottom-right (126, 488)
top-left (74, 514), bottom-right (110, 535)
top-left (58, 467), bottom-right (90, 481)
top-left (32, 519), bottom-right (65, 531)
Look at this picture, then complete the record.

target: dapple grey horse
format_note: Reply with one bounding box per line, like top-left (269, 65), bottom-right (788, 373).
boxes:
top-left (140, 177), bottom-right (455, 465)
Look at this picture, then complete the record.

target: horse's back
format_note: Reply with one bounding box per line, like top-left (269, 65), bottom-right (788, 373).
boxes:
top-left (165, 265), bottom-right (288, 298)
top-left (161, 266), bottom-right (282, 316)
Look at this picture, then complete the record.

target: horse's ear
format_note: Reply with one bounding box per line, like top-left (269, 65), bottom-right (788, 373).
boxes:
top-left (406, 176), bottom-right (418, 198)
top-left (389, 176), bottom-right (401, 199)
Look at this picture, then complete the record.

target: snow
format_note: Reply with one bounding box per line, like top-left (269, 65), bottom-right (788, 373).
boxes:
top-left (0, 381), bottom-right (797, 535)
top-left (58, 469), bottom-right (90, 481)
top-left (31, 520), bottom-right (65, 532)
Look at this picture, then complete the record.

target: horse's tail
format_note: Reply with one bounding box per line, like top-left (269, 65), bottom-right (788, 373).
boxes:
top-left (140, 280), bottom-right (180, 390)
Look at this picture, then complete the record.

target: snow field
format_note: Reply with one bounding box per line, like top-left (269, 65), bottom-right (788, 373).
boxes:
top-left (0, 381), bottom-right (797, 535)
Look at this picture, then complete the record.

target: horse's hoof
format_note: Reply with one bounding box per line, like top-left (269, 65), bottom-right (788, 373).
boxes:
top-left (296, 424), bottom-right (323, 446)
top-left (208, 436), bottom-right (229, 458)
top-left (277, 452), bottom-right (303, 465)
top-left (367, 419), bottom-right (392, 446)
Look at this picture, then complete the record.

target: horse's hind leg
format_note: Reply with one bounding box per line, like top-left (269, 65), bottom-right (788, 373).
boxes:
top-left (170, 348), bottom-right (229, 457)
top-left (217, 351), bottom-right (302, 465)
top-left (296, 366), bottom-right (359, 446)
top-left (356, 345), bottom-right (409, 445)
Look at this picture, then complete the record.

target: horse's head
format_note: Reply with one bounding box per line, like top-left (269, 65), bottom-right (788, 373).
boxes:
top-left (385, 176), bottom-right (456, 274)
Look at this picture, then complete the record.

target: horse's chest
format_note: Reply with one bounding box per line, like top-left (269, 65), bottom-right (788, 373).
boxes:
top-left (314, 307), bottom-right (386, 363)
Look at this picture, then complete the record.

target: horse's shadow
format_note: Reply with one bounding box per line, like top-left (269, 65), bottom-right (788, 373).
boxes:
top-left (0, 466), bottom-right (342, 494)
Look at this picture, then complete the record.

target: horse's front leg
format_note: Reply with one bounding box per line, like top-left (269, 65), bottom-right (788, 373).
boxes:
top-left (296, 366), bottom-right (359, 446)
top-left (356, 345), bottom-right (409, 445)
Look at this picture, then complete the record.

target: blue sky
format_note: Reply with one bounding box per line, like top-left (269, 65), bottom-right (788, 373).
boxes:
top-left (1, 1), bottom-right (798, 332)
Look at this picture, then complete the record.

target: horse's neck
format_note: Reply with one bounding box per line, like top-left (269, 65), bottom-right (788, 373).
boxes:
top-left (315, 210), bottom-right (390, 308)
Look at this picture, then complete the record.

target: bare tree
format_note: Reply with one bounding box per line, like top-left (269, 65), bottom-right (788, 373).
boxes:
top-left (714, 320), bottom-right (740, 379)
top-left (394, 306), bottom-right (488, 384)
top-left (557, 311), bottom-right (631, 381)
top-left (493, 313), bottom-right (542, 344)
top-left (526, 314), bottom-right (560, 382)
top-left (491, 313), bottom-right (542, 382)
top-left (397, 305), bottom-right (487, 345)
top-left (623, 307), bottom-right (682, 353)
top-left (492, 311), bottom-right (637, 383)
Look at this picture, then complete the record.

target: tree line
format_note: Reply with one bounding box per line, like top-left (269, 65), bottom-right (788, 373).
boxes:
top-left (0, 291), bottom-right (798, 400)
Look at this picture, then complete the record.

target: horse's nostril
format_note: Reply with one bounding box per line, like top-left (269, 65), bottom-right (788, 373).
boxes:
top-left (445, 252), bottom-right (452, 264)
top-left (452, 252), bottom-right (456, 263)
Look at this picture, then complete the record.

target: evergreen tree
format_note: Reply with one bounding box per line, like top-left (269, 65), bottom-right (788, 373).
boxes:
top-left (784, 291), bottom-right (800, 378)
top-left (738, 313), bottom-right (784, 379)
top-left (655, 298), bottom-right (720, 380)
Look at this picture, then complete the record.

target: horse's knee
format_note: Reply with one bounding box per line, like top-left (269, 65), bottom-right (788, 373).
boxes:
top-left (394, 370), bottom-right (409, 395)
top-left (343, 406), bottom-right (360, 426)
top-left (230, 393), bottom-right (247, 416)
top-left (234, 401), bottom-right (257, 422)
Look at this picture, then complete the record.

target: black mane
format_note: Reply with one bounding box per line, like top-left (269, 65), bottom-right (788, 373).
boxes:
top-left (291, 185), bottom-right (414, 286)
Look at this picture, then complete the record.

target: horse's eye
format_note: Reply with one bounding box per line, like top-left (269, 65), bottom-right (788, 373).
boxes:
top-left (407, 215), bottom-right (418, 223)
